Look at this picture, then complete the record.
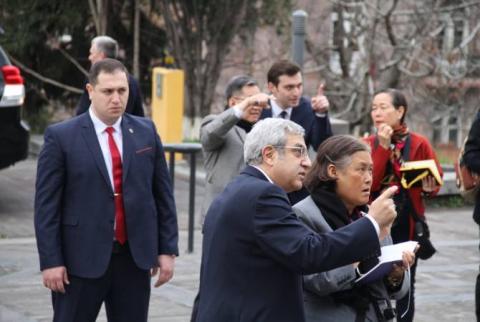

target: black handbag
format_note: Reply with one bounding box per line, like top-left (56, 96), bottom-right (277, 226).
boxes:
top-left (398, 134), bottom-right (436, 260)
top-left (396, 186), bottom-right (436, 260)
top-left (394, 191), bottom-right (436, 260)
top-left (413, 218), bottom-right (436, 260)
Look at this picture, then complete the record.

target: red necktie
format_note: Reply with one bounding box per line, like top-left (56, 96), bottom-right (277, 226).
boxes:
top-left (106, 127), bottom-right (127, 244)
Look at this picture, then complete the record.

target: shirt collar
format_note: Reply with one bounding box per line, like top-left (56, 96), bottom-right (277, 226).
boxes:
top-left (270, 99), bottom-right (292, 119)
top-left (251, 165), bottom-right (273, 184)
top-left (89, 107), bottom-right (122, 135)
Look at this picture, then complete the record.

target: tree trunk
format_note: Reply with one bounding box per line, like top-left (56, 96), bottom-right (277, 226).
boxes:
top-left (157, 0), bottom-right (249, 120)
top-left (133, 0), bottom-right (140, 79)
top-left (88, 0), bottom-right (109, 35)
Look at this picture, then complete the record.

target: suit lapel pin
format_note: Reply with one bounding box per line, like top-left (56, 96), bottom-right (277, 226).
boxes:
top-left (129, 128), bottom-right (134, 134)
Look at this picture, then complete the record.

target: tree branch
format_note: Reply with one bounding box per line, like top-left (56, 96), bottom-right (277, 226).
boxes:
top-left (384, 0), bottom-right (399, 46)
top-left (58, 48), bottom-right (88, 76)
top-left (9, 56), bottom-right (83, 94)
top-left (88, 0), bottom-right (101, 35)
top-left (460, 20), bottom-right (480, 48)
top-left (393, 1), bottom-right (480, 16)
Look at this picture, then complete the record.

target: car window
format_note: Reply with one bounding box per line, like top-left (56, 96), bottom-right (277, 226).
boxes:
top-left (0, 46), bottom-right (11, 66)
top-left (0, 46), bottom-right (7, 89)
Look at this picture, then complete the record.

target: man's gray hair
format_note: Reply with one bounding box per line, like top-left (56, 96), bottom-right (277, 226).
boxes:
top-left (92, 36), bottom-right (119, 59)
top-left (244, 118), bottom-right (305, 165)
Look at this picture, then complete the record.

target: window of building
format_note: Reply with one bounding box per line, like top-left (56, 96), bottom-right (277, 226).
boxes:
top-left (432, 111), bottom-right (460, 145)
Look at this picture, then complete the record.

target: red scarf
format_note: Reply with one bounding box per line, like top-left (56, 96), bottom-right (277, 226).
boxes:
top-left (380, 123), bottom-right (409, 188)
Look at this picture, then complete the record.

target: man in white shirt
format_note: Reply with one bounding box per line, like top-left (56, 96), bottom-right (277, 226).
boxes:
top-left (35, 58), bottom-right (178, 322)
top-left (261, 59), bottom-right (333, 151)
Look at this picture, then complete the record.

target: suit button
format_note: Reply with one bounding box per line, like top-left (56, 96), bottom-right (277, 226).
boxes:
top-left (109, 219), bottom-right (114, 224)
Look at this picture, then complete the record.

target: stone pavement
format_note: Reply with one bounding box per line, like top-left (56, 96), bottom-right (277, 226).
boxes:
top-left (414, 207), bottom-right (477, 322)
top-left (0, 231), bottom-right (202, 322)
top-left (1, 208), bottom-right (478, 321)
top-left (0, 156), bottom-right (205, 322)
top-left (0, 156), bottom-right (479, 321)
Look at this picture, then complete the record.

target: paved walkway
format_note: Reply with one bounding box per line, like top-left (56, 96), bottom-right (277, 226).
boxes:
top-left (0, 231), bottom-right (202, 322)
top-left (1, 209), bottom-right (478, 321)
top-left (0, 154), bottom-right (478, 321)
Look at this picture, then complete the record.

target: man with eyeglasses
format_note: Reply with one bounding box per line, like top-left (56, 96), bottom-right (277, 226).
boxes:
top-left (193, 76), bottom-right (271, 322)
top-left (199, 75), bottom-right (271, 224)
top-left (195, 118), bottom-right (399, 322)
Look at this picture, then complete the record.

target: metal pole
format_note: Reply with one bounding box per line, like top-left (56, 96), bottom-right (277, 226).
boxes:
top-left (187, 152), bottom-right (196, 253)
top-left (291, 10), bottom-right (308, 69)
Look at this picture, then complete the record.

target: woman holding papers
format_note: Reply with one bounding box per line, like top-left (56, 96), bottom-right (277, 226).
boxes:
top-left (366, 89), bottom-right (442, 321)
top-left (293, 135), bottom-right (414, 322)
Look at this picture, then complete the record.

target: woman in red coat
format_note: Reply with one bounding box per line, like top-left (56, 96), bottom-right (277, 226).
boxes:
top-left (365, 89), bottom-right (442, 322)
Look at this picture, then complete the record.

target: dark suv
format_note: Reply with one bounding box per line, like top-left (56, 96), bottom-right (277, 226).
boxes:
top-left (0, 45), bottom-right (29, 169)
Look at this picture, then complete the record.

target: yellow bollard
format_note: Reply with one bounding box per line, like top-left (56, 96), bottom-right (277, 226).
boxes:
top-left (151, 68), bottom-right (184, 161)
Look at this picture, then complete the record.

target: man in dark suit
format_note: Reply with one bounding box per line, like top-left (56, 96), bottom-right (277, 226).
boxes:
top-left (261, 59), bottom-right (333, 151)
top-left (464, 111), bottom-right (480, 320)
top-left (262, 60), bottom-right (333, 203)
top-left (35, 58), bottom-right (178, 322)
top-left (75, 35), bottom-right (144, 117)
top-left (195, 118), bottom-right (398, 322)
top-left (191, 76), bottom-right (270, 321)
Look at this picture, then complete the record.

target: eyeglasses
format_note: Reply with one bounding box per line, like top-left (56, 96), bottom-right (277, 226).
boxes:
top-left (273, 145), bottom-right (308, 159)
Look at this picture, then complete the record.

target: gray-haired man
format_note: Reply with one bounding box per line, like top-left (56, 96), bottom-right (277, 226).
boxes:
top-left (196, 118), bottom-right (399, 322)
top-left (76, 36), bottom-right (144, 117)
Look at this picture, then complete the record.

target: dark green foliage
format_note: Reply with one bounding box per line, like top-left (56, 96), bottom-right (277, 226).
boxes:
top-left (0, 0), bottom-right (92, 118)
top-left (0, 0), bottom-right (291, 124)
top-left (0, 0), bottom-right (169, 125)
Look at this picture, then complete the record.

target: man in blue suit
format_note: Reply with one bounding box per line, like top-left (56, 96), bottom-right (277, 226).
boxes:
top-left (262, 59), bottom-right (332, 151)
top-left (34, 58), bottom-right (178, 322)
top-left (195, 118), bottom-right (398, 322)
top-left (262, 60), bottom-right (333, 203)
top-left (75, 35), bottom-right (145, 117)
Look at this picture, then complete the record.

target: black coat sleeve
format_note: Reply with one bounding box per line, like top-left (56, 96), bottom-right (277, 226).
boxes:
top-left (464, 113), bottom-right (480, 173)
top-left (127, 75), bottom-right (145, 117)
top-left (75, 87), bottom-right (90, 116)
top-left (308, 114), bottom-right (333, 151)
top-left (254, 185), bottom-right (380, 275)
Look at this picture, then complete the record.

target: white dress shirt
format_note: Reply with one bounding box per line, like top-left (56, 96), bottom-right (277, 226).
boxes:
top-left (89, 108), bottom-right (123, 191)
top-left (270, 99), bottom-right (293, 120)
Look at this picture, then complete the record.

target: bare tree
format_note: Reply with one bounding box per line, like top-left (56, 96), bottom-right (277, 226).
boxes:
top-left (9, 56), bottom-right (83, 94)
top-left (302, 0), bottom-right (480, 141)
top-left (133, 0), bottom-right (141, 79)
top-left (89, 0), bottom-right (110, 35)
top-left (155, 0), bottom-right (249, 120)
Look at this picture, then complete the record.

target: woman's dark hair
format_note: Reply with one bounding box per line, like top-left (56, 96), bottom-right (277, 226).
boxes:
top-left (375, 88), bottom-right (408, 124)
top-left (304, 135), bottom-right (370, 191)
